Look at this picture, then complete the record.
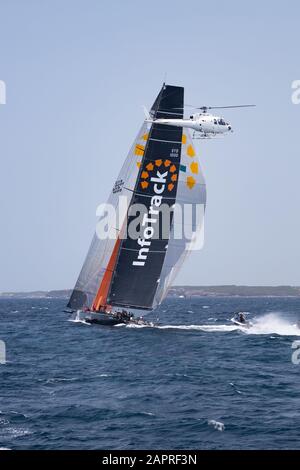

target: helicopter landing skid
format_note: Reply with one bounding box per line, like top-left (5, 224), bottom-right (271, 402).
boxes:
top-left (192, 131), bottom-right (225, 140)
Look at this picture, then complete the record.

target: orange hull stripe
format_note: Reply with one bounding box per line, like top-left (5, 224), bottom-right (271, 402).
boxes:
top-left (92, 238), bottom-right (121, 311)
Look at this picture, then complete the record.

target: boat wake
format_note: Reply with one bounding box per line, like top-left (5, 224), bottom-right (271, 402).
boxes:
top-left (68, 312), bottom-right (91, 326)
top-left (121, 323), bottom-right (239, 332)
top-left (121, 313), bottom-right (300, 336)
top-left (242, 313), bottom-right (300, 336)
top-left (159, 324), bottom-right (238, 332)
top-left (69, 319), bottom-right (91, 326)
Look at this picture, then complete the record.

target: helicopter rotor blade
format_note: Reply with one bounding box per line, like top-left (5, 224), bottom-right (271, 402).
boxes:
top-left (172, 104), bottom-right (256, 111)
top-left (200, 104), bottom-right (256, 110)
top-left (195, 104), bottom-right (256, 111)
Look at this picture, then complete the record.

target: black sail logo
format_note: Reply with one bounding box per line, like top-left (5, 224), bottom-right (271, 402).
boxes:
top-left (107, 84), bottom-right (184, 310)
top-left (133, 160), bottom-right (178, 267)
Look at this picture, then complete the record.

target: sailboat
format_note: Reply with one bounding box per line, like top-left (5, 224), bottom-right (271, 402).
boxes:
top-left (67, 84), bottom-right (206, 326)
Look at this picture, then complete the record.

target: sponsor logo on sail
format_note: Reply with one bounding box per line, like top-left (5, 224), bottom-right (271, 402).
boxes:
top-left (133, 169), bottom-right (169, 267)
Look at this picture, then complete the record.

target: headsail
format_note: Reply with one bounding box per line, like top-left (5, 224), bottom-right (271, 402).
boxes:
top-left (67, 84), bottom-right (206, 312)
top-left (153, 129), bottom-right (206, 306)
top-left (67, 121), bottom-right (149, 310)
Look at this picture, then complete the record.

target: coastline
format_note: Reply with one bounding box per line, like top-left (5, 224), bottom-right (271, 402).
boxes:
top-left (1, 286), bottom-right (300, 299)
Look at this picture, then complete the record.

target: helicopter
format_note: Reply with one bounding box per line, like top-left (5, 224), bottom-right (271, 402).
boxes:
top-left (145, 104), bottom-right (255, 139)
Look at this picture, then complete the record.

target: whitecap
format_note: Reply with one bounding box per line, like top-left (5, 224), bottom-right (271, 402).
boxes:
top-left (46, 377), bottom-right (78, 384)
top-left (5, 428), bottom-right (32, 438)
top-left (208, 420), bottom-right (225, 432)
top-left (7, 410), bottom-right (28, 418)
top-left (68, 318), bottom-right (91, 326)
top-left (122, 323), bottom-right (151, 329)
top-left (0, 418), bottom-right (9, 425)
top-left (229, 382), bottom-right (243, 394)
top-left (245, 313), bottom-right (300, 336)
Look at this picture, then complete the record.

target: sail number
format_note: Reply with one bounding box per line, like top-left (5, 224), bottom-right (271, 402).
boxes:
top-left (113, 179), bottom-right (124, 194)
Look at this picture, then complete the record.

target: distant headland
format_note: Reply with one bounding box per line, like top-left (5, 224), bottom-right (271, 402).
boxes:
top-left (1, 286), bottom-right (300, 299)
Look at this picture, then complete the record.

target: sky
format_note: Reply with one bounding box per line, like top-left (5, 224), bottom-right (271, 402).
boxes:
top-left (0, 0), bottom-right (300, 291)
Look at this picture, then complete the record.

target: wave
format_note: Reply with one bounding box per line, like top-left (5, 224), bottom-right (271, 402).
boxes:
top-left (0, 411), bottom-right (32, 441)
top-left (46, 377), bottom-right (79, 384)
top-left (0, 410), bottom-right (28, 418)
top-left (243, 313), bottom-right (300, 336)
top-left (45, 373), bottom-right (112, 385)
top-left (208, 420), bottom-right (225, 432)
top-left (69, 320), bottom-right (90, 326)
top-left (68, 314), bottom-right (91, 326)
top-left (0, 417), bottom-right (10, 426)
top-left (229, 382), bottom-right (243, 394)
top-left (4, 427), bottom-right (32, 438)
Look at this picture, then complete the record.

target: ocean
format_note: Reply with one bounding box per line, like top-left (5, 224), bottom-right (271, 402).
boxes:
top-left (1, 296), bottom-right (300, 450)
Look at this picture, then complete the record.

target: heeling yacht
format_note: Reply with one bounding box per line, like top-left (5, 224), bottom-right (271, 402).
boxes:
top-left (66, 84), bottom-right (206, 326)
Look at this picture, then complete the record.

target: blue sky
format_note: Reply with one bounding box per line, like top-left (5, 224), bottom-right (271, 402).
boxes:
top-left (0, 0), bottom-right (300, 291)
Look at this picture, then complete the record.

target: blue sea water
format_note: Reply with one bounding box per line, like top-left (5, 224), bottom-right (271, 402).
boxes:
top-left (1, 296), bottom-right (300, 450)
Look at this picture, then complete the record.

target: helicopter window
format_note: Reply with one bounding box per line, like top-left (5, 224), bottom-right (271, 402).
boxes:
top-left (218, 119), bottom-right (225, 125)
top-left (214, 119), bottom-right (217, 125)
